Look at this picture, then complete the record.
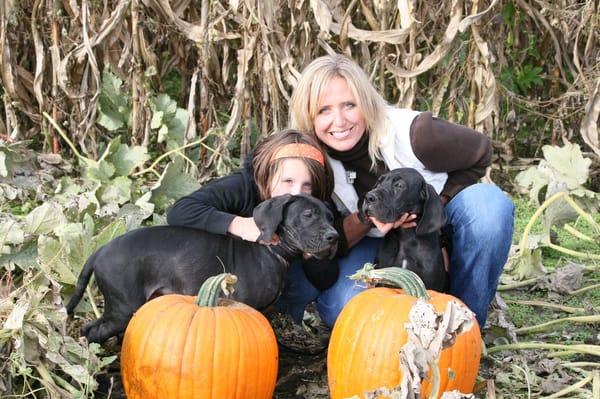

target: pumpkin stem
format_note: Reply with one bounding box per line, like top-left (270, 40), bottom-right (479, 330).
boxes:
top-left (196, 273), bottom-right (238, 307)
top-left (349, 263), bottom-right (431, 300)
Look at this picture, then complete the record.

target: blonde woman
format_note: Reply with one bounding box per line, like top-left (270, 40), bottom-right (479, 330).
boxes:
top-left (289, 54), bottom-right (514, 328)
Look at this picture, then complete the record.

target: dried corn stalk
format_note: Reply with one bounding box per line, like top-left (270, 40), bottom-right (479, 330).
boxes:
top-left (0, 0), bottom-right (597, 170)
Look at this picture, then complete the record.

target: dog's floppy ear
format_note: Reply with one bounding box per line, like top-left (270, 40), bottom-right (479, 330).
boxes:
top-left (253, 194), bottom-right (295, 241)
top-left (416, 184), bottom-right (447, 235)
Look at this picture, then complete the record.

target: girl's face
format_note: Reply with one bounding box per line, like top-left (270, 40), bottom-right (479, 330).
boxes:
top-left (313, 76), bottom-right (367, 152)
top-left (269, 158), bottom-right (313, 197)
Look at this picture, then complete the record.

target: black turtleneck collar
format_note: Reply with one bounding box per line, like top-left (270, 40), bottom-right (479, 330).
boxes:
top-left (324, 133), bottom-right (370, 161)
top-left (324, 134), bottom-right (388, 201)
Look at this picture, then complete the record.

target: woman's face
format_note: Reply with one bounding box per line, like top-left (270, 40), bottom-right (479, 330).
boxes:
top-left (313, 76), bottom-right (367, 152)
top-left (269, 158), bottom-right (313, 197)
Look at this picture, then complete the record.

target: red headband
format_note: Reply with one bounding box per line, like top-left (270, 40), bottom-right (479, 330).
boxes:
top-left (271, 143), bottom-right (325, 167)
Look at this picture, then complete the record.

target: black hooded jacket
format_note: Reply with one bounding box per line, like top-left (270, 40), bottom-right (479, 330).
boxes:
top-left (166, 156), bottom-right (340, 291)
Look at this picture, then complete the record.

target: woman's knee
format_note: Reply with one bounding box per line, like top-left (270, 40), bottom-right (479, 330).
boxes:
top-left (449, 184), bottom-right (515, 239)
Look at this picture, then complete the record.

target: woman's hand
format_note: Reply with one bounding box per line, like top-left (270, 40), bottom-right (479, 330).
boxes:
top-left (370, 213), bottom-right (417, 234)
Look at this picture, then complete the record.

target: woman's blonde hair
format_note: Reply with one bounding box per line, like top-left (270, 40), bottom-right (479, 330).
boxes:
top-left (252, 129), bottom-right (334, 201)
top-left (289, 54), bottom-right (388, 166)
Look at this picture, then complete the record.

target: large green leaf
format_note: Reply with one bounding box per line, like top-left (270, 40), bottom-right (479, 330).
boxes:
top-left (110, 143), bottom-right (148, 176)
top-left (23, 202), bottom-right (67, 235)
top-left (0, 220), bottom-right (25, 250)
top-left (93, 218), bottom-right (126, 249)
top-left (541, 143), bottom-right (591, 189)
top-left (96, 69), bottom-right (131, 131)
top-left (54, 219), bottom-right (95, 275)
top-left (82, 158), bottom-right (116, 182)
top-left (98, 176), bottom-right (132, 205)
top-left (37, 235), bottom-right (78, 285)
top-left (150, 158), bottom-right (199, 210)
top-left (0, 240), bottom-right (38, 271)
top-left (117, 192), bottom-right (155, 229)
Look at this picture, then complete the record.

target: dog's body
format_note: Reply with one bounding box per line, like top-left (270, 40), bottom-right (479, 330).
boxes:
top-left (362, 168), bottom-right (448, 291)
top-left (66, 194), bottom-right (338, 343)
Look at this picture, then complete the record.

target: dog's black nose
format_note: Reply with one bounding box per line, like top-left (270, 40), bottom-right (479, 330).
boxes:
top-left (365, 192), bottom-right (378, 204)
top-left (324, 231), bottom-right (339, 243)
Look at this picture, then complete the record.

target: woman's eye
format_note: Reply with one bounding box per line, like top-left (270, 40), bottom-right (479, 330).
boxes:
top-left (344, 102), bottom-right (355, 109)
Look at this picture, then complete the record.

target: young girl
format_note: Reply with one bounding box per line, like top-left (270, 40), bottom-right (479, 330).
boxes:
top-left (167, 129), bottom-right (339, 323)
top-left (289, 54), bottom-right (515, 328)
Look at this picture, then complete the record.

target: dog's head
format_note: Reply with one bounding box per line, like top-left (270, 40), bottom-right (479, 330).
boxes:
top-left (253, 194), bottom-right (339, 259)
top-left (362, 168), bottom-right (446, 235)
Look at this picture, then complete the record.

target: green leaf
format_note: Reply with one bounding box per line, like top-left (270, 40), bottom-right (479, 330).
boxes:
top-left (96, 69), bottom-right (131, 131)
top-left (151, 93), bottom-right (177, 116)
top-left (0, 220), bottom-right (25, 247)
top-left (93, 218), bottom-right (126, 249)
top-left (150, 158), bottom-right (200, 210)
top-left (150, 110), bottom-right (164, 130)
top-left (97, 104), bottom-right (126, 131)
top-left (0, 240), bottom-right (38, 270)
top-left (501, 0), bottom-right (515, 25)
top-left (506, 247), bottom-right (546, 280)
top-left (541, 143), bottom-right (591, 189)
top-left (54, 220), bottom-right (95, 275)
top-left (23, 202), bottom-right (68, 235)
top-left (99, 176), bottom-right (132, 205)
top-left (515, 167), bottom-right (547, 204)
top-left (110, 144), bottom-right (149, 176)
top-left (82, 158), bottom-right (116, 182)
top-left (515, 65), bottom-right (543, 93)
top-left (117, 192), bottom-right (155, 229)
top-left (165, 108), bottom-right (189, 149)
top-left (37, 235), bottom-right (78, 285)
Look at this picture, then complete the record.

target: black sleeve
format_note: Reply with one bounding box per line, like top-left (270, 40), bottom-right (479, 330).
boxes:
top-left (166, 171), bottom-right (260, 235)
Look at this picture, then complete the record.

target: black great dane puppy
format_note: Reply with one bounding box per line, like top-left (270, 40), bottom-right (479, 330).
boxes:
top-left (66, 194), bottom-right (338, 343)
top-left (362, 168), bottom-right (448, 291)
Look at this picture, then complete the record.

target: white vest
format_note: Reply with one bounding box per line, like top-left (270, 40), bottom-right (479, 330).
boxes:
top-left (329, 107), bottom-right (448, 237)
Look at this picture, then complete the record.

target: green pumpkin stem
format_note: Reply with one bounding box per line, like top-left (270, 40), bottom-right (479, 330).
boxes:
top-left (349, 263), bottom-right (431, 300)
top-left (196, 273), bottom-right (238, 307)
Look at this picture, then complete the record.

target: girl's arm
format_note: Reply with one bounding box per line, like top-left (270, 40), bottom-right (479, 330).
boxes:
top-left (166, 171), bottom-right (260, 238)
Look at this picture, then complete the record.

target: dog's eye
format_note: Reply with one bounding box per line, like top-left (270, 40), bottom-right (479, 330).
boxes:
top-left (302, 210), bottom-right (314, 218)
top-left (393, 180), bottom-right (407, 190)
top-left (325, 212), bottom-right (333, 223)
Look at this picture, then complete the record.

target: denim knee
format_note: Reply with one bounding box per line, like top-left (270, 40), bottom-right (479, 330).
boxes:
top-left (316, 237), bottom-right (380, 327)
top-left (276, 260), bottom-right (320, 323)
top-left (446, 184), bottom-right (515, 326)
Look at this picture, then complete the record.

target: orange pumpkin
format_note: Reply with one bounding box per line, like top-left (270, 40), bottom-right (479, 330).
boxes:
top-left (121, 273), bottom-right (278, 399)
top-left (327, 265), bottom-right (481, 399)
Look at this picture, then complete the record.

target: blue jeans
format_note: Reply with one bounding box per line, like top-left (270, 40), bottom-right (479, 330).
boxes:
top-left (277, 183), bottom-right (514, 328)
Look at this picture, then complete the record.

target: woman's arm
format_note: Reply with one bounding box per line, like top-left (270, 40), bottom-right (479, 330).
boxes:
top-left (410, 112), bottom-right (492, 202)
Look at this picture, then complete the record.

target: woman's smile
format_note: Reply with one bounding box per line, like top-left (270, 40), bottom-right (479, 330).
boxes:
top-left (313, 76), bottom-right (367, 152)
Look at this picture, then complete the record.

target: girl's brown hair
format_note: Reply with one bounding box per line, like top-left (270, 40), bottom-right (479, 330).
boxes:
top-left (252, 129), bottom-right (334, 201)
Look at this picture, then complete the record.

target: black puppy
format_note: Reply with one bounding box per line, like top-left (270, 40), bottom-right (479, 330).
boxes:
top-left (362, 168), bottom-right (448, 291)
top-left (66, 194), bottom-right (338, 343)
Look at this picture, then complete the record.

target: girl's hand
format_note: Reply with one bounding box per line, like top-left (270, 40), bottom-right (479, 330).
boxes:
top-left (228, 216), bottom-right (279, 245)
top-left (228, 216), bottom-right (261, 242)
top-left (370, 213), bottom-right (417, 234)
